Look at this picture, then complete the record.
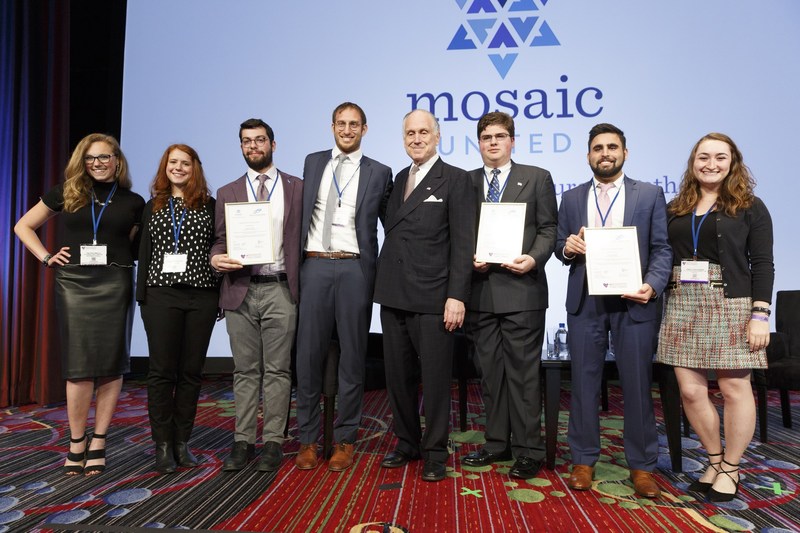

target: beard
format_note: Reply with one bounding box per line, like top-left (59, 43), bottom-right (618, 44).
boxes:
top-left (244, 150), bottom-right (273, 171)
top-left (591, 158), bottom-right (624, 179)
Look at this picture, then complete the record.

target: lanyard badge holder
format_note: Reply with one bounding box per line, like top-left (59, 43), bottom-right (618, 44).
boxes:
top-left (80, 182), bottom-right (118, 266)
top-left (679, 208), bottom-right (712, 283)
top-left (162, 197), bottom-right (188, 273)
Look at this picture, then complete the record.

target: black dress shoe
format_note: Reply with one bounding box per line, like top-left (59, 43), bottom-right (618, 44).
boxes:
top-left (461, 449), bottom-right (512, 467)
top-left (421, 460), bottom-right (447, 482)
top-left (509, 457), bottom-right (544, 480)
top-left (174, 442), bottom-right (199, 468)
top-left (381, 450), bottom-right (420, 468)
top-left (155, 442), bottom-right (177, 474)
top-left (222, 441), bottom-right (255, 471)
top-left (258, 441), bottom-right (284, 472)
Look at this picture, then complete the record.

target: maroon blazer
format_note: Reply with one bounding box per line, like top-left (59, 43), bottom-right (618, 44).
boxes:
top-left (210, 171), bottom-right (303, 310)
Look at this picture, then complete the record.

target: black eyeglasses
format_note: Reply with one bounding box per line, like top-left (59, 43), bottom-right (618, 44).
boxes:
top-left (479, 133), bottom-right (511, 143)
top-left (241, 136), bottom-right (269, 148)
top-left (335, 121), bottom-right (362, 131)
top-left (84, 154), bottom-right (115, 164)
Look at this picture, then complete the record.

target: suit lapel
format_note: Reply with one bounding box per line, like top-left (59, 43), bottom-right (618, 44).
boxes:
top-left (234, 174), bottom-right (249, 202)
top-left (502, 162), bottom-right (528, 202)
top-left (576, 180), bottom-right (592, 227)
top-left (355, 156), bottom-right (372, 214)
top-left (622, 176), bottom-right (639, 226)
top-left (385, 159), bottom-right (446, 232)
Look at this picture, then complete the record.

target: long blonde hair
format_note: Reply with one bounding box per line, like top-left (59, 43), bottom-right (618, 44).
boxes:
top-left (62, 133), bottom-right (132, 212)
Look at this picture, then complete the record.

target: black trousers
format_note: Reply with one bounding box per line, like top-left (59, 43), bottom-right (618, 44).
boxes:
top-left (141, 285), bottom-right (218, 443)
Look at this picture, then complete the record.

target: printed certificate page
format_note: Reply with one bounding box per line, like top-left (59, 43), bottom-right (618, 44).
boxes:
top-left (475, 202), bottom-right (526, 264)
top-left (225, 201), bottom-right (275, 265)
top-left (584, 226), bottom-right (642, 295)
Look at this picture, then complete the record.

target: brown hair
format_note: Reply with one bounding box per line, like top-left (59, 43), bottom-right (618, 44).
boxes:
top-left (149, 144), bottom-right (210, 211)
top-left (62, 133), bottom-right (131, 212)
top-left (670, 132), bottom-right (755, 217)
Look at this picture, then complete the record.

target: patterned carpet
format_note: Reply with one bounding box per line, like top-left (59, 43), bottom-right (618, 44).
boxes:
top-left (0, 378), bottom-right (798, 532)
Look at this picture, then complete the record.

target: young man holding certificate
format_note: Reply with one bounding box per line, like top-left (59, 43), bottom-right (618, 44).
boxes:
top-left (555, 123), bottom-right (671, 498)
top-left (210, 118), bottom-right (303, 473)
top-left (462, 112), bottom-right (557, 480)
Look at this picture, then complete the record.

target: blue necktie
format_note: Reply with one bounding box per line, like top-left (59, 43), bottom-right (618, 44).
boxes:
top-left (488, 168), bottom-right (501, 203)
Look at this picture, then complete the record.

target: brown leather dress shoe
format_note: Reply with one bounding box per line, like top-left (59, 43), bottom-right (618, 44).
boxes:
top-left (630, 469), bottom-right (661, 498)
top-left (328, 443), bottom-right (354, 472)
top-left (567, 464), bottom-right (594, 491)
top-left (295, 443), bottom-right (319, 470)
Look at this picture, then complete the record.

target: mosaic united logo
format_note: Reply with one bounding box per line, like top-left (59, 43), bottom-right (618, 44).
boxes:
top-left (447, 0), bottom-right (560, 79)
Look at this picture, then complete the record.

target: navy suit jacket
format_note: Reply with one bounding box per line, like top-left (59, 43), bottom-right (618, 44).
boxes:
top-left (374, 157), bottom-right (476, 314)
top-left (300, 150), bottom-right (393, 294)
top-left (554, 176), bottom-right (672, 322)
top-left (210, 171), bottom-right (303, 310)
top-left (468, 161), bottom-right (558, 314)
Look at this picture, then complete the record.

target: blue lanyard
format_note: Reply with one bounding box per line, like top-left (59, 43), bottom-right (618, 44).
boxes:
top-left (483, 170), bottom-right (509, 202)
top-left (168, 197), bottom-right (187, 254)
top-left (90, 181), bottom-right (118, 244)
top-left (330, 157), bottom-right (361, 207)
top-left (592, 182), bottom-right (621, 227)
top-left (691, 207), bottom-right (714, 259)
top-left (246, 172), bottom-right (280, 201)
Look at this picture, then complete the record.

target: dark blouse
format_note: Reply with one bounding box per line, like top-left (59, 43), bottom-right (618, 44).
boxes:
top-left (41, 180), bottom-right (145, 266)
top-left (667, 196), bottom-right (774, 302)
top-left (668, 211), bottom-right (720, 265)
top-left (136, 197), bottom-right (218, 301)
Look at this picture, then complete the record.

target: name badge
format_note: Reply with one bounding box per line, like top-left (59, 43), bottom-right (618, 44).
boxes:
top-left (680, 259), bottom-right (709, 283)
top-left (163, 253), bottom-right (188, 273)
top-left (332, 206), bottom-right (353, 228)
top-left (80, 244), bottom-right (107, 265)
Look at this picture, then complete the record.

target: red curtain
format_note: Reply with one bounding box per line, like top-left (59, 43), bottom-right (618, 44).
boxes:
top-left (1, 1), bottom-right (70, 407)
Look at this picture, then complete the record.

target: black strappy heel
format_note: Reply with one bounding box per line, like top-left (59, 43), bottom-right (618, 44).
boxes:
top-left (63, 433), bottom-right (87, 476)
top-left (708, 458), bottom-right (740, 502)
top-left (84, 433), bottom-right (107, 476)
top-left (688, 450), bottom-right (723, 493)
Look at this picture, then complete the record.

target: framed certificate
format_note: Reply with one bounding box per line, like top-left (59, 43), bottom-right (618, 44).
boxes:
top-left (475, 202), bottom-right (526, 264)
top-left (584, 226), bottom-right (642, 295)
top-left (224, 201), bottom-right (274, 265)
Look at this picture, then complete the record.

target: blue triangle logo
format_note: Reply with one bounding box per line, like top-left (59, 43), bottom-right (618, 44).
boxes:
top-left (489, 53), bottom-right (518, 79)
top-left (488, 23), bottom-right (518, 49)
top-left (509, 0), bottom-right (538, 12)
top-left (531, 20), bottom-right (560, 46)
top-left (509, 16), bottom-right (538, 42)
top-left (468, 19), bottom-right (496, 44)
top-left (468, 0), bottom-right (497, 14)
top-left (454, 0), bottom-right (468, 8)
top-left (447, 25), bottom-right (477, 50)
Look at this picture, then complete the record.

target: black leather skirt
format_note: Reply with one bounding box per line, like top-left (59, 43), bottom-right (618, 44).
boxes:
top-left (55, 265), bottom-right (134, 379)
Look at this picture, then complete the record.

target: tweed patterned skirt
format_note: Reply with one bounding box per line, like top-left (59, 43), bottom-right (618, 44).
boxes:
top-left (656, 264), bottom-right (767, 369)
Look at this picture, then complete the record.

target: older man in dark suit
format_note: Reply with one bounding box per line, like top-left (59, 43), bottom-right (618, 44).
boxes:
top-left (461, 112), bottom-right (557, 480)
top-left (294, 102), bottom-right (393, 472)
top-left (210, 118), bottom-right (303, 473)
top-left (555, 123), bottom-right (671, 498)
top-left (374, 109), bottom-right (476, 482)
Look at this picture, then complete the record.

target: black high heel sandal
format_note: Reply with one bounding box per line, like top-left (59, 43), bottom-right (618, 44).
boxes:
top-left (708, 458), bottom-right (740, 502)
top-left (84, 433), bottom-right (107, 476)
top-left (63, 433), bottom-right (87, 476)
top-left (688, 450), bottom-right (723, 493)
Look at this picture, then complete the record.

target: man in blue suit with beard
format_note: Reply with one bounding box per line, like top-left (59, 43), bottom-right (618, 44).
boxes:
top-left (555, 123), bottom-right (671, 498)
top-left (294, 102), bottom-right (393, 472)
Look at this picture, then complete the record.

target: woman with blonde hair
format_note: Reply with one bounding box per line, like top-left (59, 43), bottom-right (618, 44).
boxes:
top-left (137, 144), bottom-right (219, 474)
top-left (15, 133), bottom-right (145, 476)
top-left (656, 133), bottom-right (773, 502)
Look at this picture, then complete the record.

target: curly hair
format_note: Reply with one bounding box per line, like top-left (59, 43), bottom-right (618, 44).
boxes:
top-left (62, 134), bottom-right (132, 213)
top-left (149, 144), bottom-right (210, 212)
top-left (670, 133), bottom-right (755, 217)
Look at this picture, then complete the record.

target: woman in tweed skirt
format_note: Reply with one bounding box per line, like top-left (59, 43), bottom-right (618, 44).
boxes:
top-left (656, 133), bottom-right (773, 502)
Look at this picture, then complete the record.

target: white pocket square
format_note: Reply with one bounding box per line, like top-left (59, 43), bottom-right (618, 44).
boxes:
top-left (424, 195), bottom-right (443, 202)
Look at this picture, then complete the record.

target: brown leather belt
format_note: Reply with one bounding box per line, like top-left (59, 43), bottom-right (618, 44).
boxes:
top-left (305, 251), bottom-right (360, 259)
top-left (251, 273), bottom-right (288, 283)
